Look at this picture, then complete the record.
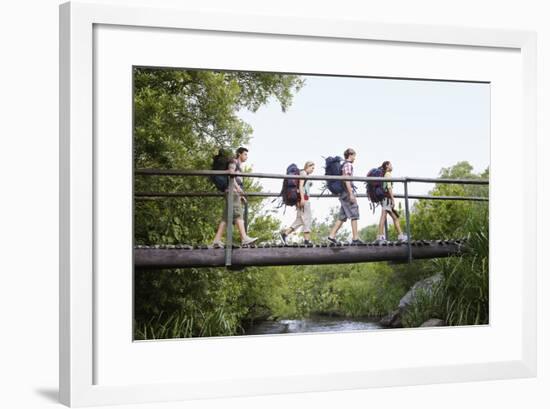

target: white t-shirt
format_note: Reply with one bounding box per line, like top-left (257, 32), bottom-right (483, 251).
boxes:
top-left (300, 170), bottom-right (313, 195)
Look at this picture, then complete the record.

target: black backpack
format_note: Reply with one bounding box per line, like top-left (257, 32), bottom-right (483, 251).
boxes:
top-left (281, 163), bottom-right (301, 206)
top-left (324, 156), bottom-right (345, 195)
top-left (210, 149), bottom-right (232, 192)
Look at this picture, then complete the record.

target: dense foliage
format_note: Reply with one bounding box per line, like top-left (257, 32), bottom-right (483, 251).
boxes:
top-left (133, 67), bottom-right (303, 246)
top-left (133, 67), bottom-right (305, 338)
top-left (402, 163), bottom-right (489, 326)
top-left (133, 67), bottom-right (489, 339)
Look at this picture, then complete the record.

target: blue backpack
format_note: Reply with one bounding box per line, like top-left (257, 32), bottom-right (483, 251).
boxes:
top-left (366, 167), bottom-right (387, 203)
top-left (324, 156), bottom-right (345, 195)
top-left (281, 163), bottom-right (301, 206)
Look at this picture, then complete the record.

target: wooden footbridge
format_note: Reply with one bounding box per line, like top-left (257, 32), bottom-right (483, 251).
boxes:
top-left (134, 168), bottom-right (487, 269)
top-left (134, 239), bottom-right (467, 269)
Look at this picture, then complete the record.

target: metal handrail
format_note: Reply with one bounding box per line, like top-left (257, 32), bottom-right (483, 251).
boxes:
top-left (135, 191), bottom-right (488, 201)
top-left (135, 168), bottom-right (489, 265)
top-left (135, 168), bottom-right (489, 185)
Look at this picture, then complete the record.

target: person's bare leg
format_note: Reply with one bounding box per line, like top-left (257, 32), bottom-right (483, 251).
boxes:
top-left (304, 232), bottom-right (311, 241)
top-left (351, 219), bottom-right (359, 240)
top-left (235, 218), bottom-right (247, 240)
top-left (378, 210), bottom-right (387, 236)
top-left (213, 221), bottom-right (226, 242)
top-left (329, 220), bottom-right (344, 239)
top-left (390, 212), bottom-right (403, 235)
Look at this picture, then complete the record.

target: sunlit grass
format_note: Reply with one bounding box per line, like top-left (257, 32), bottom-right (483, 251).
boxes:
top-left (402, 204), bottom-right (489, 327)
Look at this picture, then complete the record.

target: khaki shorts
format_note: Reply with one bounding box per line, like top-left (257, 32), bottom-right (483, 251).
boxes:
top-left (381, 198), bottom-right (400, 218)
top-left (338, 191), bottom-right (360, 221)
top-left (381, 197), bottom-right (393, 211)
top-left (222, 193), bottom-right (244, 223)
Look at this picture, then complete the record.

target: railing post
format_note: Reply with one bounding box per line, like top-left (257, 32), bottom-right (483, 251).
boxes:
top-left (404, 179), bottom-right (412, 263)
top-left (224, 175), bottom-right (234, 267)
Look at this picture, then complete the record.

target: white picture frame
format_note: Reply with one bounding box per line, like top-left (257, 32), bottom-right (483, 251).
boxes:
top-left (59, 1), bottom-right (537, 407)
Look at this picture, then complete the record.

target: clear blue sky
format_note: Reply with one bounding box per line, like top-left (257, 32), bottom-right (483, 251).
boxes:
top-left (238, 75), bottom-right (490, 233)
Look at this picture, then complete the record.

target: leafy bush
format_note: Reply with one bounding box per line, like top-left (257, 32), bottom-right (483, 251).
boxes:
top-left (437, 205), bottom-right (489, 325)
top-left (401, 202), bottom-right (489, 327)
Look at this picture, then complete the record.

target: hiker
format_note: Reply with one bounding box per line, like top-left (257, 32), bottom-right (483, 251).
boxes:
top-left (376, 161), bottom-right (408, 244)
top-left (212, 148), bottom-right (257, 248)
top-left (280, 161), bottom-right (315, 245)
top-left (327, 148), bottom-right (364, 245)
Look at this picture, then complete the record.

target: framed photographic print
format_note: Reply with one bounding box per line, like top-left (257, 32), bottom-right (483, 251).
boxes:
top-left (59, 1), bottom-right (537, 406)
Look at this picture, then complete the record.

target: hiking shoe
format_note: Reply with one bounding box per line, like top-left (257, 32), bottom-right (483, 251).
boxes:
top-left (242, 236), bottom-right (258, 246)
top-left (327, 236), bottom-right (338, 245)
top-left (280, 231), bottom-right (288, 244)
top-left (398, 234), bottom-right (408, 242)
top-left (304, 239), bottom-right (312, 246)
top-left (212, 240), bottom-right (224, 249)
top-left (351, 239), bottom-right (365, 245)
top-left (375, 235), bottom-right (387, 245)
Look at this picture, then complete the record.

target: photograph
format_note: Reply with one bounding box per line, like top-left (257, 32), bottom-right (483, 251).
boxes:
top-left (132, 66), bottom-right (490, 340)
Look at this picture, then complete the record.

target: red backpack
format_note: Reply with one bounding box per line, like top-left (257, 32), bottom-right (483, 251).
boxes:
top-left (281, 163), bottom-right (301, 206)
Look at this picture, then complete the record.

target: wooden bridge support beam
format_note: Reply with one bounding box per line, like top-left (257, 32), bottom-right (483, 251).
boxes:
top-left (134, 241), bottom-right (466, 270)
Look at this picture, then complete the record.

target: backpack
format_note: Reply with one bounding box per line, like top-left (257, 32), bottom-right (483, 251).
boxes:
top-left (210, 149), bottom-right (232, 192)
top-left (366, 167), bottom-right (387, 203)
top-left (281, 163), bottom-right (301, 206)
top-left (324, 156), bottom-right (345, 195)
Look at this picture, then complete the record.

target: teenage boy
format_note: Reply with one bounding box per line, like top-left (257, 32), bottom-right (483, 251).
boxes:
top-left (327, 148), bottom-right (364, 245)
top-left (280, 161), bottom-right (315, 245)
top-left (212, 147), bottom-right (257, 247)
top-left (376, 161), bottom-right (408, 244)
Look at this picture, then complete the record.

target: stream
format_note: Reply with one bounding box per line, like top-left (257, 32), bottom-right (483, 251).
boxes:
top-left (243, 315), bottom-right (382, 335)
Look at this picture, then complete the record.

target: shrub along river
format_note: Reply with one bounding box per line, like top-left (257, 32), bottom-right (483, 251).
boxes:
top-left (243, 315), bottom-right (382, 335)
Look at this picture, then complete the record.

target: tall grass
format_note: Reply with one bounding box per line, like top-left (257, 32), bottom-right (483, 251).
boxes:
top-left (402, 203), bottom-right (489, 327)
top-left (438, 218), bottom-right (489, 325)
top-left (134, 307), bottom-right (243, 340)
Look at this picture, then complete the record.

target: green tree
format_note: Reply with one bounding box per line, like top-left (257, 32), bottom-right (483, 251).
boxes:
top-left (401, 161), bottom-right (489, 326)
top-left (133, 68), bottom-right (304, 338)
top-left (411, 161), bottom-right (488, 240)
top-left (134, 67), bottom-right (304, 244)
